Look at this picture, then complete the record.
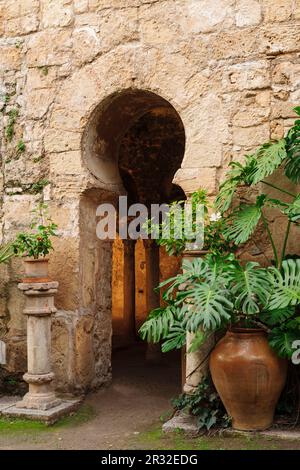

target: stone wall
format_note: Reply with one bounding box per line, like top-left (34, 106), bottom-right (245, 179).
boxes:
top-left (1, 0), bottom-right (300, 393)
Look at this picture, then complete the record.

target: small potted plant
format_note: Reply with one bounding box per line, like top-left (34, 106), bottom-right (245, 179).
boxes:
top-left (12, 203), bottom-right (58, 282)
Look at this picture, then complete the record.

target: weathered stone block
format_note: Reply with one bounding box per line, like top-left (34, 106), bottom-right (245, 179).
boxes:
top-left (44, 128), bottom-right (81, 153)
top-left (27, 30), bottom-right (72, 66)
top-left (74, 0), bottom-right (89, 13)
top-left (263, 0), bottom-right (292, 23)
top-left (236, 0), bottom-right (262, 27)
top-left (5, 0), bottom-right (39, 20)
top-left (232, 106), bottom-right (270, 127)
top-left (51, 314), bottom-right (73, 391)
top-left (4, 14), bottom-right (39, 36)
top-left (0, 46), bottom-right (22, 72)
top-left (224, 60), bottom-right (270, 91)
top-left (75, 316), bottom-right (95, 388)
top-left (49, 237), bottom-right (80, 311)
top-left (186, 0), bottom-right (235, 33)
top-left (41, 0), bottom-right (74, 28)
top-left (173, 167), bottom-right (217, 195)
top-left (233, 123), bottom-right (270, 146)
top-left (24, 88), bottom-right (55, 119)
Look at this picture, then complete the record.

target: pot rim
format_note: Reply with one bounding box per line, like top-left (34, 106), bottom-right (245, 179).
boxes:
top-left (23, 257), bottom-right (49, 263)
top-left (229, 326), bottom-right (266, 334)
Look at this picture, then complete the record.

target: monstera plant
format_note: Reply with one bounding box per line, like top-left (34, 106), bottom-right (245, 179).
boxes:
top-left (140, 106), bottom-right (300, 431)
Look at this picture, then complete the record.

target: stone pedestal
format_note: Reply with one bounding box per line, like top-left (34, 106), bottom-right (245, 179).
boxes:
top-left (16, 281), bottom-right (61, 411)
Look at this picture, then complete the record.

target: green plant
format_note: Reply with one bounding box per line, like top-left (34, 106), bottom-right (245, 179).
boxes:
top-left (140, 107), bottom-right (300, 360)
top-left (5, 108), bottom-right (18, 142)
top-left (28, 179), bottom-right (49, 194)
top-left (16, 139), bottom-right (25, 154)
top-left (0, 243), bottom-right (14, 264)
top-left (0, 94), bottom-right (10, 113)
top-left (12, 203), bottom-right (58, 259)
top-left (139, 253), bottom-right (300, 359)
top-left (144, 189), bottom-right (231, 256)
top-left (172, 376), bottom-right (231, 431)
top-left (217, 107), bottom-right (300, 269)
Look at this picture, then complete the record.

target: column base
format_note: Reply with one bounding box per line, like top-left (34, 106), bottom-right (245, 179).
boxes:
top-left (2, 398), bottom-right (82, 424)
top-left (183, 383), bottom-right (198, 394)
top-left (16, 392), bottom-right (61, 411)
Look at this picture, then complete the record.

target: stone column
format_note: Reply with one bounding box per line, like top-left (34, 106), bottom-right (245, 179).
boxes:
top-left (122, 239), bottom-right (136, 338)
top-left (16, 281), bottom-right (61, 410)
top-left (182, 250), bottom-right (215, 394)
top-left (143, 239), bottom-right (162, 361)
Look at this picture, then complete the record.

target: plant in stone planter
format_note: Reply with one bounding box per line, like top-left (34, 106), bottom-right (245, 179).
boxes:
top-left (12, 203), bottom-right (58, 281)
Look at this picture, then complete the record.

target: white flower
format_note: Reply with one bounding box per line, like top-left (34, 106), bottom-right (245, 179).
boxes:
top-left (209, 212), bottom-right (222, 222)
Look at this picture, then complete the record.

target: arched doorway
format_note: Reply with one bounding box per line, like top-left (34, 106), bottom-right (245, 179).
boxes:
top-left (80, 89), bottom-right (185, 390)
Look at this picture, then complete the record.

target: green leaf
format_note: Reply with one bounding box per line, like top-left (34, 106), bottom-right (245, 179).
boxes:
top-left (249, 139), bottom-right (287, 185)
top-left (139, 305), bottom-right (179, 343)
top-left (183, 283), bottom-right (233, 332)
top-left (188, 330), bottom-right (208, 353)
top-left (223, 203), bottom-right (263, 245)
top-left (161, 325), bottom-right (186, 352)
top-left (215, 157), bottom-right (256, 213)
top-left (260, 306), bottom-right (296, 326)
top-left (285, 194), bottom-right (300, 222)
top-left (284, 118), bottom-right (300, 184)
top-left (268, 259), bottom-right (300, 309)
top-left (229, 262), bottom-right (272, 314)
top-left (269, 327), bottom-right (300, 358)
top-left (0, 244), bottom-right (14, 264)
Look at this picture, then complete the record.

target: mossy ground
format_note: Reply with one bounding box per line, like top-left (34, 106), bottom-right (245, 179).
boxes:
top-left (130, 424), bottom-right (300, 450)
top-left (0, 405), bottom-right (299, 450)
top-left (0, 404), bottom-right (95, 435)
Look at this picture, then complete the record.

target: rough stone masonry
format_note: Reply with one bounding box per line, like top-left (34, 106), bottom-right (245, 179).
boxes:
top-left (0, 0), bottom-right (300, 394)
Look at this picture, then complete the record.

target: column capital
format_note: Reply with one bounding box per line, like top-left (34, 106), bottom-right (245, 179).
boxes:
top-left (18, 281), bottom-right (59, 294)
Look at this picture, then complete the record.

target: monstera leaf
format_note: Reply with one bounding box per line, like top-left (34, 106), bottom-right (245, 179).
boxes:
top-left (139, 303), bottom-right (180, 343)
top-left (182, 282), bottom-right (233, 332)
top-left (223, 197), bottom-right (265, 245)
top-left (215, 157), bottom-right (256, 213)
top-left (269, 322), bottom-right (300, 358)
top-left (285, 193), bottom-right (300, 222)
top-left (249, 139), bottom-right (287, 185)
top-left (229, 262), bottom-right (272, 314)
top-left (285, 108), bottom-right (300, 184)
top-left (268, 259), bottom-right (300, 309)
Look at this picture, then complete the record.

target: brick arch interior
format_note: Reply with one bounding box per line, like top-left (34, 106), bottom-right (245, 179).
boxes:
top-left (79, 89), bottom-right (185, 391)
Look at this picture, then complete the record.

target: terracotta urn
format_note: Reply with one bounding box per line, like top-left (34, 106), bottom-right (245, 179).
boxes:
top-left (23, 258), bottom-right (50, 283)
top-left (209, 328), bottom-right (287, 431)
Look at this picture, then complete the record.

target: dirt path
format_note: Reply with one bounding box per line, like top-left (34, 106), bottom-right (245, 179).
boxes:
top-left (0, 344), bottom-right (181, 450)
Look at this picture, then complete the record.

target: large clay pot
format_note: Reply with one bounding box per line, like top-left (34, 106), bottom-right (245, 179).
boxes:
top-left (23, 258), bottom-right (50, 282)
top-left (209, 328), bottom-right (287, 431)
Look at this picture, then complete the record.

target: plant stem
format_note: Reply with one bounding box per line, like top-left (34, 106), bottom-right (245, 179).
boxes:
top-left (280, 220), bottom-right (291, 268)
top-left (261, 180), bottom-right (296, 198)
top-left (261, 211), bottom-right (279, 267)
